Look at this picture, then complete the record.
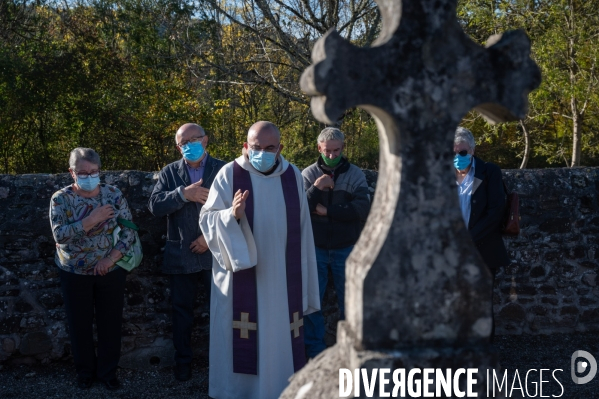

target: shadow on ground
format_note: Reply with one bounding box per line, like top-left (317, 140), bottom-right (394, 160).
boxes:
top-left (0, 356), bottom-right (209, 399)
top-left (2, 332), bottom-right (599, 398)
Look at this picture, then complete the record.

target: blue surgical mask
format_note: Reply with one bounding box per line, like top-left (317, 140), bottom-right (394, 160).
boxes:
top-left (182, 141), bottom-right (204, 162)
top-left (454, 153), bottom-right (472, 171)
top-left (248, 149), bottom-right (277, 172)
top-left (77, 175), bottom-right (100, 192)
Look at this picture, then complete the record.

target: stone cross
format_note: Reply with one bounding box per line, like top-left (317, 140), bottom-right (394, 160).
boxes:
top-left (232, 312), bottom-right (257, 339)
top-left (290, 312), bottom-right (304, 338)
top-left (282, 0), bottom-right (540, 397)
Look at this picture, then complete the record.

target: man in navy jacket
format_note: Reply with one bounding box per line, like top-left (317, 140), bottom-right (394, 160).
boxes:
top-left (454, 126), bottom-right (510, 271)
top-left (148, 123), bottom-right (225, 381)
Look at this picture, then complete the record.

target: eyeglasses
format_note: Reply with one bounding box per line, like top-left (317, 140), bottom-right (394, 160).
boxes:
top-left (455, 150), bottom-right (469, 157)
top-left (248, 144), bottom-right (279, 153)
top-left (177, 136), bottom-right (205, 147)
top-left (75, 170), bottom-right (100, 178)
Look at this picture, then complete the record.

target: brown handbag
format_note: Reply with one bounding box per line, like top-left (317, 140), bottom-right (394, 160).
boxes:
top-left (502, 181), bottom-right (520, 236)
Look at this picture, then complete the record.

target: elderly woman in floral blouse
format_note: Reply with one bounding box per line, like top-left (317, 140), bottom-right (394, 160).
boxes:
top-left (50, 147), bottom-right (135, 391)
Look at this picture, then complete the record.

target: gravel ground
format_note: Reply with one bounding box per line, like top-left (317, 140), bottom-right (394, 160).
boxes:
top-left (1, 332), bottom-right (599, 398)
top-left (0, 357), bottom-right (210, 399)
top-left (493, 332), bottom-right (599, 399)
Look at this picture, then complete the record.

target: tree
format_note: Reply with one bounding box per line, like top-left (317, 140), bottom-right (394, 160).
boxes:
top-left (189, 0), bottom-right (380, 103)
top-left (458, 0), bottom-right (599, 168)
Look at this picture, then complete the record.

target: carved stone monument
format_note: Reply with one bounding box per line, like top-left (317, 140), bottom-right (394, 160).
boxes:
top-left (281, 0), bottom-right (540, 397)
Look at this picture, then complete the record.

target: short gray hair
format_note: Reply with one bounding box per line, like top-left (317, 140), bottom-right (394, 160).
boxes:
top-left (69, 147), bottom-right (101, 170)
top-left (454, 127), bottom-right (475, 150)
top-left (317, 127), bottom-right (345, 144)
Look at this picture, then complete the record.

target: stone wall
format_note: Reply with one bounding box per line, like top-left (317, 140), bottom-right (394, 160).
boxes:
top-left (0, 171), bottom-right (209, 368)
top-left (495, 168), bottom-right (599, 334)
top-left (0, 167), bottom-right (598, 366)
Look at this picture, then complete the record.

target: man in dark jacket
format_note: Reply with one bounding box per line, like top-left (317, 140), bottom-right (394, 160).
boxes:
top-left (454, 126), bottom-right (510, 271)
top-left (148, 123), bottom-right (225, 381)
top-left (454, 126), bottom-right (510, 341)
top-left (301, 127), bottom-right (371, 358)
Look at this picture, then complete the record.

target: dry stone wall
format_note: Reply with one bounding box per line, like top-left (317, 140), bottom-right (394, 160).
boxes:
top-left (0, 171), bottom-right (210, 368)
top-left (496, 168), bottom-right (599, 334)
top-left (0, 167), bottom-right (597, 366)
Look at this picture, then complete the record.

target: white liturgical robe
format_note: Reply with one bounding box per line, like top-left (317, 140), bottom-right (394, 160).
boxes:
top-left (199, 154), bottom-right (320, 399)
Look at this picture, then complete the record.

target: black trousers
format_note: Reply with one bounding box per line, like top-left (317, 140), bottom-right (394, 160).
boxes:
top-left (169, 270), bottom-right (211, 365)
top-left (60, 267), bottom-right (127, 381)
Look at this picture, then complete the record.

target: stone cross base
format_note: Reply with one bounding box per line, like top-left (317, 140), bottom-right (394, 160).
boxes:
top-left (281, 322), bottom-right (504, 398)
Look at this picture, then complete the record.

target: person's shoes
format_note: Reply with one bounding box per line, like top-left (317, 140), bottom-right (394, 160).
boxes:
top-left (77, 376), bottom-right (94, 390)
top-left (174, 363), bottom-right (192, 382)
top-left (103, 377), bottom-right (121, 390)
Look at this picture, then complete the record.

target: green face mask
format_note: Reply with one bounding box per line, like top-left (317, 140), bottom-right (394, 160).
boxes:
top-left (321, 153), bottom-right (342, 167)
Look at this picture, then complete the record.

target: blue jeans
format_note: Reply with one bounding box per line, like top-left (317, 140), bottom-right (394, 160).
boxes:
top-left (304, 245), bottom-right (353, 358)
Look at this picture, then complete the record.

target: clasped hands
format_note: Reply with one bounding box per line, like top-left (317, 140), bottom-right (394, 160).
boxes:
top-left (314, 174), bottom-right (334, 190)
top-left (313, 175), bottom-right (332, 216)
top-left (314, 203), bottom-right (327, 216)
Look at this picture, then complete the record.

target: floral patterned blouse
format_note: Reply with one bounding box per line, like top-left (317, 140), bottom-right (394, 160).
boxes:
top-left (49, 183), bottom-right (135, 275)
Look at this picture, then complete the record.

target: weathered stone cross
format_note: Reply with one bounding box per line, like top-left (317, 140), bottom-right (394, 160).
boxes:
top-left (232, 312), bottom-right (257, 339)
top-left (290, 312), bottom-right (304, 338)
top-left (282, 0), bottom-right (540, 396)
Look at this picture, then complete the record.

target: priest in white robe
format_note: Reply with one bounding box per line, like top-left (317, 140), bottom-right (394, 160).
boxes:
top-left (199, 121), bottom-right (320, 399)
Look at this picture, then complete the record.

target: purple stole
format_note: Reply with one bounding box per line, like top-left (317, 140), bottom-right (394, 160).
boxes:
top-left (232, 160), bottom-right (306, 375)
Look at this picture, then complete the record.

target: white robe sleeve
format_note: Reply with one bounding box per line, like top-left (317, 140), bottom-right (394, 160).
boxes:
top-left (294, 165), bottom-right (321, 316)
top-left (199, 166), bottom-right (257, 273)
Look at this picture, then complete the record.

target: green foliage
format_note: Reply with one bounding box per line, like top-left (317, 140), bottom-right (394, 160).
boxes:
top-left (1, 0), bottom-right (599, 173)
top-left (0, 0), bottom-right (203, 172)
top-left (0, 0), bottom-right (381, 173)
top-left (458, 0), bottom-right (599, 168)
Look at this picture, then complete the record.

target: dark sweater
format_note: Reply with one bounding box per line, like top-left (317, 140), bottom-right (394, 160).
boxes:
top-left (302, 157), bottom-right (371, 249)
